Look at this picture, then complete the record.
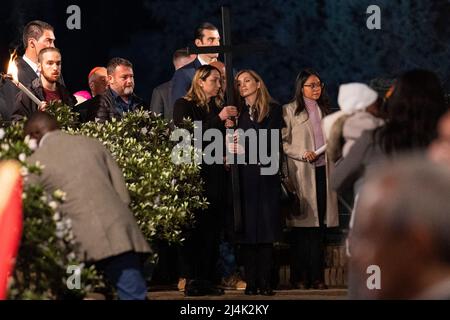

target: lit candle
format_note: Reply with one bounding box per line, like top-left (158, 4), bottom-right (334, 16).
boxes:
top-left (3, 51), bottom-right (44, 108)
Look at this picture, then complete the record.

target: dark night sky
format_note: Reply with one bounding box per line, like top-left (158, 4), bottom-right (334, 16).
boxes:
top-left (1, 0), bottom-right (449, 105)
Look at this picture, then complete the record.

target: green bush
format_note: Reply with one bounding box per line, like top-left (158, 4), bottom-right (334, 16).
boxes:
top-left (1, 102), bottom-right (207, 299)
top-left (1, 121), bottom-right (103, 299)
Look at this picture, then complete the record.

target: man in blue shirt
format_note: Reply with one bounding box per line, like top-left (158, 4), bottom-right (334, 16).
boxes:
top-left (87, 57), bottom-right (145, 122)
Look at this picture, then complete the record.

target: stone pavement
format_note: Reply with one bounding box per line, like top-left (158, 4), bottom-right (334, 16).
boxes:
top-left (148, 288), bottom-right (348, 300)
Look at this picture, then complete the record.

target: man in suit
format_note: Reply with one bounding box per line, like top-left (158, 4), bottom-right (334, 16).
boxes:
top-left (11, 47), bottom-right (76, 121)
top-left (88, 67), bottom-right (108, 98)
top-left (150, 49), bottom-right (196, 121)
top-left (86, 57), bottom-right (145, 123)
top-left (169, 22), bottom-right (221, 109)
top-left (74, 67), bottom-right (108, 122)
top-left (348, 157), bottom-right (450, 299)
top-left (24, 112), bottom-right (151, 300)
top-left (0, 20), bottom-right (58, 121)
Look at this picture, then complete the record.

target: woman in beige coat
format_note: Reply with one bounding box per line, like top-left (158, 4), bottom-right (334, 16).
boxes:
top-left (282, 69), bottom-right (338, 289)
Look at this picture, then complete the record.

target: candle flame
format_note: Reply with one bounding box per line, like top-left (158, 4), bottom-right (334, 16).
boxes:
top-left (6, 50), bottom-right (18, 82)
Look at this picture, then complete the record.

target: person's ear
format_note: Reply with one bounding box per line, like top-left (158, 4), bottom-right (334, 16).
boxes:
top-left (107, 74), bottom-right (113, 84)
top-left (37, 63), bottom-right (42, 73)
top-left (194, 38), bottom-right (202, 47)
top-left (28, 38), bottom-right (35, 49)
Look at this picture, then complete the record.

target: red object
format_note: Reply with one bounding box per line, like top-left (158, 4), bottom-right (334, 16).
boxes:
top-left (0, 165), bottom-right (23, 300)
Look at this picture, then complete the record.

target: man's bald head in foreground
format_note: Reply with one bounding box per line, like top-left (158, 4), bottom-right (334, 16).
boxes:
top-left (24, 111), bottom-right (59, 144)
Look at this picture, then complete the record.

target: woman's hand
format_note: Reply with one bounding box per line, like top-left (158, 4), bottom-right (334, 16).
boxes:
top-left (226, 131), bottom-right (245, 155)
top-left (302, 151), bottom-right (317, 163)
top-left (225, 118), bottom-right (235, 128)
top-left (219, 106), bottom-right (238, 121)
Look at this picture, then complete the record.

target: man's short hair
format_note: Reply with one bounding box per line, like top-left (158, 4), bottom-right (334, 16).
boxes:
top-left (106, 57), bottom-right (133, 75)
top-left (172, 49), bottom-right (191, 63)
top-left (24, 111), bottom-right (59, 133)
top-left (38, 47), bottom-right (60, 63)
top-left (359, 156), bottom-right (450, 263)
top-left (23, 20), bottom-right (54, 49)
top-left (194, 22), bottom-right (218, 41)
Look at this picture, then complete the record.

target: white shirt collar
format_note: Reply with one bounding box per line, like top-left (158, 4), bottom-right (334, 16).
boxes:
top-left (197, 55), bottom-right (209, 66)
top-left (22, 54), bottom-right (39, 75)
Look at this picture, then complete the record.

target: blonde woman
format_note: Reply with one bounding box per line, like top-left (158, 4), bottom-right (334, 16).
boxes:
top-left (282, 68), bottom-right (338, 290)
top-left (231, 69), bottom-right (282, 296)
top-left (173, 65), bottom-right (237, 296)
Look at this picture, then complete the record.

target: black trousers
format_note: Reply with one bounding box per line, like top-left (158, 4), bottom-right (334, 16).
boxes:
top-left (241, 243), bottom-right (274, 290)
top-left (289, 165), bottom-right (327, 285)
top-left (179, 210), bottom-right (221, 284)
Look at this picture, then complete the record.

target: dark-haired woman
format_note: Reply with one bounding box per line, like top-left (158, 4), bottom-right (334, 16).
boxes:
top-left (282, 69), bottom-right (339, 290)
top-left (332, 69), bottom-right (448, 204)
top-left (173, 65), bottom-right (237, 296)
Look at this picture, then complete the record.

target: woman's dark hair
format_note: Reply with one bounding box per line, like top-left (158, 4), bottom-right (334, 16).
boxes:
top-left (377, 69), bottom-right (448, 154)
top-left (291, 68), bottom-right (331, 117)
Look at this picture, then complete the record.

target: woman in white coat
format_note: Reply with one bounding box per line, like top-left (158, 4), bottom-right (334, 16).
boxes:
top-left (282, 69), bottom-right (339, 289)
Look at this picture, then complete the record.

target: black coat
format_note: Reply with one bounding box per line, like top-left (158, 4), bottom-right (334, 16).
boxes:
top-left (1, 57), bottom-right (38, 121)
top-left (235, 102), bottom-right (283, 244)
top-left (150, 80), bottom-right (172, 120)
top-left (173, 98), bottom-right (227, 213)
top-left (1, 57), bottom-right (66, 121)
top-left (11, 78), bottom-right (76, 122)
top-left (84, 88), bottom-right (145, 123)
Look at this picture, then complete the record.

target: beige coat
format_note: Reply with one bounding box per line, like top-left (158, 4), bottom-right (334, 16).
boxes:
top-left (281, 102), bottom-right (339, 227)
top-left (27, 130), bottom-right (152, 262)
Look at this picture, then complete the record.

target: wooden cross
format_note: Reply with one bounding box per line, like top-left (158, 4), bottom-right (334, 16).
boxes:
top-left (187, 6), bottom-right (267, 233)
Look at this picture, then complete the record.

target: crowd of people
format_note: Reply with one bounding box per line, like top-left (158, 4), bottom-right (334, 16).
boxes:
top-left (1, 19), bottom-right (450, 300)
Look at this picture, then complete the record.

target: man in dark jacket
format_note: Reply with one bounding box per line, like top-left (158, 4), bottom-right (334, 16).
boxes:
top-left (150, 49), bottom-right (196, 121)
top-left (25, 112), bottom-right (151, 300)
top-left (169, 22), bottom-right (221, 109)
top-left (11, 47), bottom-right (75, 121)
top-left (1, 20), bottom-right (61, 121)
top-left (86, 57), bottom-right (145, 122)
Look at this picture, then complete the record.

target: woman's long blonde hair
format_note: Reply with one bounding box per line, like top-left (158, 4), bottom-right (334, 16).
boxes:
top-left (184, 65), bottom-right (224, 111)
top-left (234, 69), bottom-right (272, 123)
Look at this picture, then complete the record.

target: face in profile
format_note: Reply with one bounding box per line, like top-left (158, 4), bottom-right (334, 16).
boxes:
top-left (31, 29), bottom-right (56, 55)
top-left (199, 69), bottom-right (221, 99)
top-left (109, 65), bottom-right (134, 97)
top-left (89, 67), bottom-right (108, 96)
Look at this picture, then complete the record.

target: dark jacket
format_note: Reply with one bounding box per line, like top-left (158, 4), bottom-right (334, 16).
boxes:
top-left (150, 80), bottom-right (172, 120)
top-left (170, 59), bottom-right (202, 110)
top-left (173, 97), bottom-right (227, 218)
top-left (11, 77), bottom-right (76, 121)
top-left (235, 102), bottom-right (283, 244)
top-left (86, 88), bottom-right (145, 123)
top-left (1, 57), bottom-right (38, 121)
top-left (1, 57), bottom-right (66, 121)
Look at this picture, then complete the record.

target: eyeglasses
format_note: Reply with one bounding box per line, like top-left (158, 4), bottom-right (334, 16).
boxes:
top-left (303, 82), bottom-right (324, 89)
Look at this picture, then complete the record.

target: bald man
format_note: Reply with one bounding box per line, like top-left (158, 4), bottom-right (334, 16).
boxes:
top-left (25, 112), bottom-right (151, 300)
top-left (88, 67), bottom-right (108, 97)
top-left (348, 156), bottom-right (450, 299)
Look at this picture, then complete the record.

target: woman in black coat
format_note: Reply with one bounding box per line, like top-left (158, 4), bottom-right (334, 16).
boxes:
top-left (230, 69), bottom-right (282, 295)
top-left (173, 64), bottom-right (237, 296)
